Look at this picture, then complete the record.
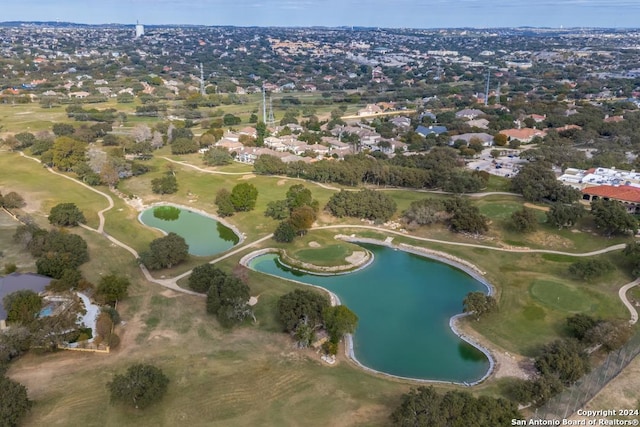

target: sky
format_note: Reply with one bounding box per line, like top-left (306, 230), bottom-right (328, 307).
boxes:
top-left (2, 0), bottom-right (637, 28)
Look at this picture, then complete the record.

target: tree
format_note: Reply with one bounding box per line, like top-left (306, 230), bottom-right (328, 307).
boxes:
top-left (443, 198), bottom-right (489, 234)
top-left (462, 292), bottom-right (497, 320)
top-left (205, 272), bottom-right (251, 327)
top-left (323, 305), bottom-right (358, 344)
top-left (214, 188), bottom-right (235, 217)
top-left (511, 162), bottom-right (579, 203)
top-left (188, 264), bottom-right (225, 293)
top-left (52, 123), bottom-right (75, 137)
top-left (203, 147), bottom-right (232, 166)
top-left (3, 290), bottom-right (42, 325)
top-left (0, 375), bottom-right (32, 427)
top-left (51, 136), bottom-right (87, 171)
top-left (140, 233), bottom-right (189, 270)
top-left (264, 200), bottom-right (290, 220)
top-left (48, 202), bottom-right (86, 227)
top-left (566, 313), bottom-right (600, 341)
top-left (590, 199), bottom-right (637, 237)
top-left (546, 203), bottom-right (584, 230)
top-left (402, 198), bottom-right (444, 226)
top-left (230, 183), bottom-right (258, 212)
top-left (535, 339), bottom-right (589, 386)
top-left (277, 289), bottom-right (329, 333)
top-left (510, 207), bottom-right (538, 232)
top-left (151, 174), bottom-right (178, 194)
top-left (96, 274), bottom-right (131, 304)
top-left (273, 221), bottom-right (296, 243)
top-left (285, 184), bottom-right (318, 212)
top-left (0, 192), bottom-right (25, 209)
top-left (289, 206), bottom-right (316, 235)
top-left (494, 133), bottom-right (508, 146)
top-left (623, 241), bottom-right (640, 277)
top-left (108, 364), bottom-right (169, 409)
top-left (170, 137), bottom-right (199, 155)
top-left (584, 320), bottom-right (632, 352)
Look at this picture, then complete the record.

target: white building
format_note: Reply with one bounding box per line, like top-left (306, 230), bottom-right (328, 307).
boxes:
top-left (135, 22), bottom-right (145, 38)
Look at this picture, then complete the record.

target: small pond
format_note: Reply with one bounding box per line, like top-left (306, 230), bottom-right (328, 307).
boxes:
top-left (139, 206), bottom-right (239, 256)
top-left (249, 243), bottom-right (491, 383)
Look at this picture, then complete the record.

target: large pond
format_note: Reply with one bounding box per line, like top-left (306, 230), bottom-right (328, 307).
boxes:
top-left (249, 243), bottom-right (491, 383)
top-left (139, 206), bottom-right (239, 256)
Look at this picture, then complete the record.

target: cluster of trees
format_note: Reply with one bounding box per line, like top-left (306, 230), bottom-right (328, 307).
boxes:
top-left (188, 264), bottom-right (252, 327)
top-left (13, 223), bottom-right (89, 283)
top-left (509, 313), bottom-right (631, 407)
top-left (268, 185), bottom-right (319, 243)
top-left (214, 183), bottom-right (258, 217)
top-left (108, 364), bottom-right (169, 409)
top-left (511, 162), bottom-right (580, 203)
top-left (254, 148), bottom-right (485, 193)
top-left (326, 189), bottom-right (397, 223)
top-left (203, 147), bottom-right (233, 166)
top-left (140, 232), bottom-right (189, 270)
top-left (402, 197), bottom-right (489, 234)
top-left (390, 386), bottom-right (520, 426)
top-left (277, 289), bottom-right (358, 354)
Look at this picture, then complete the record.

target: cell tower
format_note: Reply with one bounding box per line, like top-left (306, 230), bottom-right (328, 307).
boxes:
top-left (266, 96), bottom-right (276, 127)
top-left (199, 63), bottom-right (206, 96)
top-left (484, 68), bottom-right (491, 106)
top-left (434, 58), bottom-right (442, 81)
top-left (262, 86), bottom-right (276, 127)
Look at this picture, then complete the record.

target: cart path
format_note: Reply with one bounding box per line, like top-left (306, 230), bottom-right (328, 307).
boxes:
top-left (619, 278), bottom-right (640, 325)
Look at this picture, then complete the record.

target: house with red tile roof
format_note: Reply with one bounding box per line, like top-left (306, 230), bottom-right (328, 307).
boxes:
top-left (499, 128), bottom-right (547, 143)
top-left (581, 185), bottom-right (640, 213)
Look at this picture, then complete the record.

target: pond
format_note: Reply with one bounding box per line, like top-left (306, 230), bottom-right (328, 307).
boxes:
top-left (139, 206), bottom-right (239, 256)
top-left (248, 243), bottom-right (491, 383)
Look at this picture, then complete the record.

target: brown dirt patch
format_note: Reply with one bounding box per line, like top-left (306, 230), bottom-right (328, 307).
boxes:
top-left (308, 241), bottom-right (321, 248)
top-left (161, 289), bottom-right (181, 298)
top-left (524, 202), bottom-right (550, 212)
top-left (526, 231), bottom-right (574, 249)
top-left (277, 179), bottom-right (287, 186)
top-left (239, 174), bottom-right (256, 180)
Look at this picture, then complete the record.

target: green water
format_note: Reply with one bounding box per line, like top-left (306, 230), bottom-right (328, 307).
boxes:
top-left (140, 207), bottom-right (239, 256)
top-left (249, 243), bottom-right (491, 382)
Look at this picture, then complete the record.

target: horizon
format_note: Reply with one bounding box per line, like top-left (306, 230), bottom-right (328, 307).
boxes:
top-left (1, 0), bottom-right (636, 29)
top-left (2, 20), bottom-right (638, 31)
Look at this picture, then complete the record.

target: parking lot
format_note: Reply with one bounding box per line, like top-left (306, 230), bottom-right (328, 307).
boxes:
top-left (466, 148), bottom-right (527, 177)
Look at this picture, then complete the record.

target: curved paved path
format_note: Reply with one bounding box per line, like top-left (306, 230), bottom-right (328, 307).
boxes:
top-left (14, 151), bottom-right (639, 322)
top-left (619, 278), bottom-right (640, 325)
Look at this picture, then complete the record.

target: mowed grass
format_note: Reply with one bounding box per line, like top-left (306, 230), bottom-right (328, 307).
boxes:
top-left (0, 210), bottom-right (36, 272)
top-left (0, 152), bottom-right (107, 229)
top-left (285, 231), bottom-right (363, 267)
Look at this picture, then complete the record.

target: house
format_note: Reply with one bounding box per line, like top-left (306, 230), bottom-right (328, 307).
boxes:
top-left (238, 127), bottom-right (257, 138)
top-left (604, 115), bottom-right (624, 123)
top-left (0, 273), bottom-right (53, 323)
top-left (450, 133), bottom-right (494, 147)
top-left (499, 128), bottom-right (547, 143)
top-left (467, 118), bottom-right (490, 129)
top-left (358, 104), bottom-right (383, 116)
top-left (390, 116), bottom-right (411, 129)
top-left (528, 114), bottom-right (546, 123)
top-left (70, 91), bottom-right (91, 99)
top-left (416, 125), bottom-right (448, 137)
top-left (455, 109), bottom-right (484, 120)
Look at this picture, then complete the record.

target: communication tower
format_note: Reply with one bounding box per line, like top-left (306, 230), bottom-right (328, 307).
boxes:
top-left (200, 63), bottom-right (206, 96)
top-left (484, 68), bottom-right (491, 106)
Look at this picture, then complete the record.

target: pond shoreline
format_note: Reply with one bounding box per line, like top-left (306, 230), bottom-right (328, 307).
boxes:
top-left (240, 239), bottom-right (496, 386)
